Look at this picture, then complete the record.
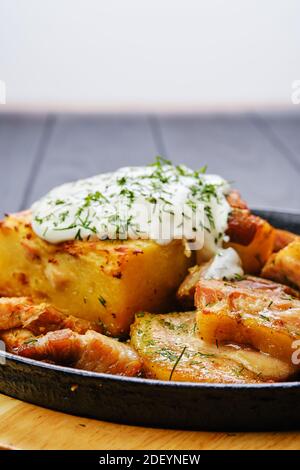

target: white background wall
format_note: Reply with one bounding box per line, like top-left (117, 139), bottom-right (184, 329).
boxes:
top-left (1, 0), bottom-right (299, 110)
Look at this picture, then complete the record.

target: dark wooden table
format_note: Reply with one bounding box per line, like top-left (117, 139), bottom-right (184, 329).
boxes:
top-left (0, 111), bottom-right (300, 216)
top-left (0, 110), bottom-right (300, 450)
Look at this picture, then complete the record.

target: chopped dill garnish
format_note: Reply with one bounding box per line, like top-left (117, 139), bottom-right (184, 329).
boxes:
top-left (117, 176), bottom-right (127, 186)
top-left (34, 216), bottom-right (43, 225)
top-left (149, 156), bottom-right (172, 167)
top-left (259, 313), bottom-right (270, 322)
top-left (194, 165), bottom-right (207, 177)
top-left (195, 352), bottom-right (216, 358)
top-left (234, 366), bottom-right (245, 377)
top-left (169, 346), bottom-right (187, 381)
top-left (23, 338), bottom-right (38, 345)
top-left (75, 229), bottom-right (82, 240)
top-left (98, 295), bottom-right (107, 307)
top-left (204, 205), bottom-right (215, 229)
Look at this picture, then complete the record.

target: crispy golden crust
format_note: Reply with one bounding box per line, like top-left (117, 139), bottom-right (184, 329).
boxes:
top-left (225, 209), bottom-right (275, 274)
top-left (130, 311), bottom-right (296, 383)
top-left (0, 212), bottom-right (193, 336)
top-left (274, 229), bottom-right (300, 253)
top-left (224, 191), bottom-right (275, 274)
top-left (15, 328), bottom-right (142, 377)
top-left (262, 240), bottom-right (300, 291)
top-left (195, 278), bottom-right (300, 365)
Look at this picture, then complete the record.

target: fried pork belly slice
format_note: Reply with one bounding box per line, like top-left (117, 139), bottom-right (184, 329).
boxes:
top-left (225, 209), bottom-right (275, 275)
top-left (15, 328), bottom-right (142, 376)
top-left (262, 240), bottom-right (300, 291)
top-left (195, 191), bottom-right (275, 274)
top-left (229, 276), bottom-right (300, 298)
top-left (0, 297), bottom-right (103, 335)
top-left (177, 264), bottom-right (300, 310)
top-left (130, 312), bottom-right (295, 383)
top-left (195, 278), bottom-right (300, 365)
top-left (224, 190), bottom-right (275, 274)
top-left (0, 328), bottom-right (35, 352)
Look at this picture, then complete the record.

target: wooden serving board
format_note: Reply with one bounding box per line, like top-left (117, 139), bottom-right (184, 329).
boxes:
top-left (0, 394), bottom-right (299, 450)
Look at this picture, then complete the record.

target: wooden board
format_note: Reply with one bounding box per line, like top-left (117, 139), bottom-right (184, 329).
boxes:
top-left (0, 394), bottom-right (300, 450)
top-left (27, 114), bottom-right (158, 206)
top-left (157, 113), bottom-right (300, 210)
top-left (255, 111), bottom-right (300, 173)
top-left (0, 113), bottom-right (47, 214)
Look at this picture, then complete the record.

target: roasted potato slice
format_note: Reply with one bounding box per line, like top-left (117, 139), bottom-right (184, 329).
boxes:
top-left (130, 311), bottom-right (296, 383)
top-left (195, 278), bottom-right (300, 365)
top-left (262, 240), bottom-right (300, 291)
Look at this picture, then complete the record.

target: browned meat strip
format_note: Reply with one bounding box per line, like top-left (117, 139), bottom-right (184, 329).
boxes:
top-left (177, 270), bottom-right (300, 310)
top-left (15, 328), bottom-right (142, 377)
top-left (0, 328), bottom-right (36, 352)
top-left (0, 297), bottom-right (103, 335)
top-left (226, 190), bottom-right (249, 210)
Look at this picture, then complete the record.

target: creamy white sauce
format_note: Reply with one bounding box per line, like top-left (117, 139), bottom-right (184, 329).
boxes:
top-left (204, 247), bottom-right (244, 281)
top-left (31, 159), bottom-right (232, 254)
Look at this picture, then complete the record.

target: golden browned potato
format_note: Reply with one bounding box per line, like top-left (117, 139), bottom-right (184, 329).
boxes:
top-left (262, 240), bottom-right (300, 290)
top-left (225, 209), bottom-right (275, 274)
top-left (195, 278), bottom-right (300, 365)
top-left (223, 190), bottom-right (275, 274)
top-left (274, 229), bottom-right (300, 252)
top-left (130, 311), bottom-right (296, 383)
top-left (0, 212), bottom-right (194, 336)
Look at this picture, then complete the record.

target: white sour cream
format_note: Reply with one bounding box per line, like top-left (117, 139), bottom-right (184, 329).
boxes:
top-left (31, 159), bottom-right (232, 255)
top-left (204, 247), bottom-right (244, 281)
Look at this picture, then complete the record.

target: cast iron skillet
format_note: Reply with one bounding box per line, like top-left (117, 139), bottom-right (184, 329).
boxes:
top-left (0, 209), bottom-right (299, 431)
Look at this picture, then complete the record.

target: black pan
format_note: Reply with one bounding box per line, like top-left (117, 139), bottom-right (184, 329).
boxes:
top-left (0, 209), bottom-right (299, 431)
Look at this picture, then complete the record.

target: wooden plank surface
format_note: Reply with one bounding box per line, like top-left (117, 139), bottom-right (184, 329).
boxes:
top-left (26, 114), bottom-right (158, 206)
top-left (0, 113), bottom-right (47, 215)
top-left (255, 111), bottom-right (300, 173)
top-left (0, 394), bottom-right (300, 450)
top-left (156, 113), bottom-right (300, 210)
top-left (0, 111), bottom-right (299, 450)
